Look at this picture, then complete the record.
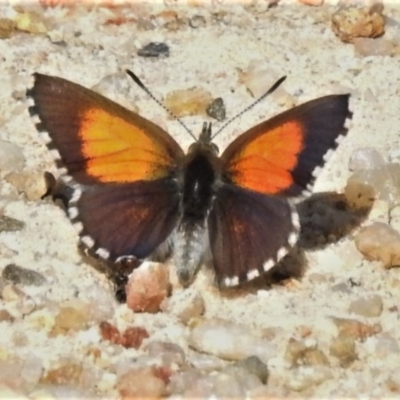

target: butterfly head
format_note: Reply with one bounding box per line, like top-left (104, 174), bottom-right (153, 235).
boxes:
top-left (188, 122), bottom-right (219, 156)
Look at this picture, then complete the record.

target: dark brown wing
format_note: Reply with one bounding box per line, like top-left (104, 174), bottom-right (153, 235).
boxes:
top-left (208, 184), bottom-right (299, 287)
top-left (71, 178), bottom-right (180, 260)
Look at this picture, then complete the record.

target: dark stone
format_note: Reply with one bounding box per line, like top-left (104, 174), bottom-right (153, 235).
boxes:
top-left (2, 264), bottom-right (46, 286)
top-left (0, 215), bottom-right (25, 232)
top-left (206, 98), bottom-right (226, 121)
top-left (233, 356), bottom-right (269, 384)
top-left (137, 42), bottom-right (170, 58)
top-left (189, 15), bottom-right (206, 29)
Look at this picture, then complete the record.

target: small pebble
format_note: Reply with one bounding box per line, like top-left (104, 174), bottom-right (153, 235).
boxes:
top-left (21, 355), bottom-right (43, 386)
top-left (285, 338), bottom-right (329, 367)
top-left (355, 222), bottom-right (400, 268)
top-left (189, 318), bottom-right (276, 363)
top-left (0, 18), bottom-right (16, 39)
top-left (188, 352), bottom-right (228, 371)
top-left (206, 97), bottom-right (226, 121)
top-left (331, 3), bottom-right (385, 43)
top-left (168, 368), bottom-right (204, 394)
top-left (232, 356), bottom-right (269, 384)
top-left (0, 309), bottom-right (14, 322)
top-left (14, 10), bottom-right (47, 34)
top-left (52, 301), bottom-right (90, 333)
top-left (212, 11), bottom-right (232, 25)
top-left (349, 294), bottom-right (383, 318)
top-left (162, 287), bottom-right (205, 324)
top-left (239, 66), bottom-right (277, 98)
top-left (85, 285), bottom-right (115, 322)
top-left (332, 317), bottom-right (382, 341)
top-left (181, 367), bottom-right (263, 398)
top-left (137, 42), bottom-right (169, 58)
top-left (27, 308), bottom-right (55, 331)
top-left (153, 365), bottom-right (173, 384)
top-left (144, 341), bottom-right (186, 367)
top-left (99, 321), bottom-right (122, 344)
top-left (0, 215), bottom-right (25, 232)
top-left (153, 10), bottom-right (178, 26)
top-left (298, 0), bottom-right (323, 5)
top-left (286, 366), bottom-right (333, 392)
top-left (2, 264), bottom-right (45, 286)
top-left (117, 367), bottom-right (167, 399)
top-left (344, 171), bottom-right (376, 209)
top-left (122, 326), bottom-right (149, 349)
top-left (99, 321), bottom-right (149, 349)
top-left (189, 15), bottom-right (206, 28)
top-left (348, 148), bottom-right (386, 172)
top-left (41, 362), bottom-right (83, 386)
top-left (346, 163), bottom-right (400, 207)
top-left (165, 87), bottom-right (213, 118)
top-left (375, 333), bottom-right (400, 357)
top-left (96, 372), bottom-right (117, 393)
top-left (329, 334), bottom-right (358, 367)
top-left (5, 170), bottom-right (47, 201)
top-left (354, 37), bottom-right (395, 56)
top-left (125, 262), bottom-right (170, 313)
top-left (0, 140), bottom-right (25, 172)
top-left (2, 284), bottom-right (26, 302)
top-left (165, 18), bottom-right (187, 31)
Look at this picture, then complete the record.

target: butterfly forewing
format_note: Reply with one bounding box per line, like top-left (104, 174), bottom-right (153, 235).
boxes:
top-left (27, 73), bottom-right (184, 185)
top-left (221, 94), bottom-right (352, 197)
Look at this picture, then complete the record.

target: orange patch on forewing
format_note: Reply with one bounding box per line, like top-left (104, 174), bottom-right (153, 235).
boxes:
top-left (228, 121), bottom-right (304, 195)
top-left (78, 108), bottom-right (173, 182)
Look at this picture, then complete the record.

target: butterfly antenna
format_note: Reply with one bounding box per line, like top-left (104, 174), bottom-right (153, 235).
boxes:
top-left (126, 70), bottom-right (197, 140)
top-left (211, 75), bottom-right (287, 140)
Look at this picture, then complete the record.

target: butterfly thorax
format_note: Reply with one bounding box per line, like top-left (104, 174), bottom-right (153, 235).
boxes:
top-left (173, 123), bottom-right (220, 286)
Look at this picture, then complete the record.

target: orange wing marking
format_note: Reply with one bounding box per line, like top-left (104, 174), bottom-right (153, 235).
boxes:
top-left (79, 108), bottom-right (173, 182)
top-left (228, 121), bottom-right (304, 195)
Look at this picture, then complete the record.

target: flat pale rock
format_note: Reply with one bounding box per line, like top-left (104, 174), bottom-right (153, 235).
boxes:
top-left (188, 318), bottom-right (276, 363)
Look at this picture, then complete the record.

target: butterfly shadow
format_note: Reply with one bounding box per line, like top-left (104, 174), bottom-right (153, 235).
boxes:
top-left (218, 190), bottom-right (373, 299)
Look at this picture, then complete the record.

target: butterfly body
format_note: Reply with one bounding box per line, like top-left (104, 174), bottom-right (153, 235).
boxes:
top-left (27, 73), bottom-right (352, 288)
top-left (171, 123), bottom-right (220, 284)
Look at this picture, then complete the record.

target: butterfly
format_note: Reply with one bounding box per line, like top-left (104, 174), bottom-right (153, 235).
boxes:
top-left (27, 72), bottom-right (352, 288)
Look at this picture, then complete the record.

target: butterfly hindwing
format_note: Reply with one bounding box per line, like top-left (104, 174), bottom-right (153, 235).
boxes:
top-left (27, 73), bottom-right (184, 185)
top-left (221, 94), bottom-right (352, 197)
top-left (209, 184), bottom-right (300, 287)
top-left (72, 178), bottom-right (180, 260)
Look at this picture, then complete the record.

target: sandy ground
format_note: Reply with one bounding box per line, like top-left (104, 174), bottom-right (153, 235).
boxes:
top-left (1, 0), bottom-right (400, 398)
